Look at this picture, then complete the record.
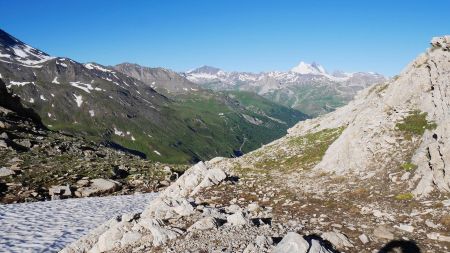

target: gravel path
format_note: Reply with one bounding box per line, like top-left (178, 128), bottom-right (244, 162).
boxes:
top-left (0, 193), bottom-right (157, 253)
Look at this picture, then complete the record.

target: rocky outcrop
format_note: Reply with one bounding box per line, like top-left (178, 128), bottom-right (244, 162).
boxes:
top-left (284, 35), bottom-right (450, 197)
top-left (62, 161), bottom-right (231, 252)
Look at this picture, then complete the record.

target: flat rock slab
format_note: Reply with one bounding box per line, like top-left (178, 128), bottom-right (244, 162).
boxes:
top-left (0, 193), bottom-right (157, 253)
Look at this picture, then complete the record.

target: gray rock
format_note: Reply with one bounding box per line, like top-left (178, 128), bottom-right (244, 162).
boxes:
top-left (359, 234), bottom-right (369, 244)
top-left (0, 167), bottom-right (14, 177)
top-left (273, 232), bottom-right (309, 253)
top-left (226, 211), bottom-right (248, 226)
top-left (76, 178), bottom-right (121, 197)
top-left (373, 225), bottom-right (395, 240)
top-left (120, 231), bottom-right (142, 247)
top-left (322, 231), bottom-right (353, 248)
top-left (48, 185), bottom-right (72, 200)
top-left (0, 139), bottom-right (7, 149)
top-left (244, 235), bottom-right (273, 253)
top-left (188, 217), bottom-right (219, 231)
top-left (139, 218), bottom-right (183, 246)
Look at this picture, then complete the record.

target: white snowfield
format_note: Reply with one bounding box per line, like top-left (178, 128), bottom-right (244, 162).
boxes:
top-left (0, 193), bottom-right (157, 253)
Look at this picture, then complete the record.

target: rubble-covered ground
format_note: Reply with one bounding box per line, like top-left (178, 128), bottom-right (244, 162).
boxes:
top-left (0, 79), bottom-right (188, 204)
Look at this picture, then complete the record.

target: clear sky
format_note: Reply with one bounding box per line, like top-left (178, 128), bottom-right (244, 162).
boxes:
top-left (2, 0), bottom-right (449, 76)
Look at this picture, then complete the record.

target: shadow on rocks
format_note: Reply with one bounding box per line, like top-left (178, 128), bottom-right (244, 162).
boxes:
top-left (378, 240), bottom-right (421, 253)
top-left (304, 234), bottom-right (341, 253)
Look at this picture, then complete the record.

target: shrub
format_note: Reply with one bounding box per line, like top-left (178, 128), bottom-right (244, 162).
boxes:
top-left (395, 193), bottom-right (414, 200)
top-left (401, 162), bottom-right (418, 171)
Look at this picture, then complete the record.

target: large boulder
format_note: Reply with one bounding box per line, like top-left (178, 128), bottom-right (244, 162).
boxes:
top-left (273, 232), bottom-right (309, 253)
top-left (75, 179), bottom-right (121, 197)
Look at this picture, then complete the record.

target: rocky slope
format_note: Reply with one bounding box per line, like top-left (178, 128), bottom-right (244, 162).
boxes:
top-left (185, 62), bottom-right (385, 116)
top-left (114, 63), bottom-right (201, 95)
top-left (0, 29), bottom-right (308, 164)
top-left (0, 78), bottom-right (187, 204)
top-left (63, 36), bottom-right (450, 253)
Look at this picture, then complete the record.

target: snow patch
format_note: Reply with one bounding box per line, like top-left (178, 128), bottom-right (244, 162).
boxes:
top-left (154, 150), bottom-right (161, 156)
top-left (40, 95), bottom-right (47, 101)
top-left (0, 193), bottom-right (157, 253)
top-left (52, 77), bottom-right (60, 84)
top-left (7, 81), bottom-right (33, 88)
top-left (73, 94), bottom-right (83, 107)
top-left (84, 63), bottom-right (114, 73)
top-left (114, 127), bottom-right (125, 137)
top-left (70, 81), bottom-right (95, 93)
top-left (89, 110), bottom-right (95, 117)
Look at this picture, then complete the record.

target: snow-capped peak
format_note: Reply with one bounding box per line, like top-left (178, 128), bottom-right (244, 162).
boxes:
top-left (291, 61), bottom-right (327, 75)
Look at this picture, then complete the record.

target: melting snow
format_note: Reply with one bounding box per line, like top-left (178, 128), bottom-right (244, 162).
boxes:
top-left (84, 63), bottom-right (114, 73)
top-left (89, 110), bottom-right (95, 117)
top-left (57, 61), bottom-right (68, 68)
top-left (7, 81), bottom-right (33, 88)
top-left (154, 150), bottom-right (161, 156)
top-left (52, 76), bottom-right (60, 84)
top-left (70, 81), bottom-right (94, 93)
top-left (51, 93), bottom-right (55, 97)
top-left (73, 94), bottom-right (83, 107)
top-left (131, 136), bottom-right (136, 141)
top-left (0, 193), bottom-right (157, 253)
top-left (29, 98), bottom-right (34, 103)
top-left (114, 127), bottom-right (125, 136)
top-left (0, 52), bottom-right (11, 58)
top-left (47, 113), bottom-right (52, 118)
top-left (40, 95), bottom-right (47, 101)
top-left (11, 44), bottom-right (55, 66)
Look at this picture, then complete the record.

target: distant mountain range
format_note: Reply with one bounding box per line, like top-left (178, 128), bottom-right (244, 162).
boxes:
top-left (0, 29), bottom-right (308, 163)
top-left (184, 62), bottom-right (385, 116)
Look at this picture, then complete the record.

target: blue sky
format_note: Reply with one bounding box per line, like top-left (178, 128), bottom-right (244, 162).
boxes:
top-left (2, 0), bottom-right (449, 76)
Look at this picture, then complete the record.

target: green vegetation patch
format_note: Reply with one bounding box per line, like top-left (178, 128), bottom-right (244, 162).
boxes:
top-left (396, 110), bottom-right (437, 139)
top-left (401, 162), bottom-right (418, 171)
top-left (253, 127), bottom-right (345, 172)
top-left (395, 192), bottom-right (414, 200)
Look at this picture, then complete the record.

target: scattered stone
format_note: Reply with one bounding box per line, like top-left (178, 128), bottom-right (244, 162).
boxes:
top-left (427, 232), bottom-right (450, 242)
top-left (359, 234), bottom-right (369, 244)
top-left (395, 224), bottom-right (414, 233)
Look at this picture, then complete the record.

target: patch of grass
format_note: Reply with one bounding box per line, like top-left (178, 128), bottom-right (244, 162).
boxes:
top-left (254, 127), bottom-right (345, 171)
top-left (394, 192), bottom-right (414, 200)
top-left (396, 110), bottom-right (437, 140)
top-left (376, 83), bottom-right (389, 94)
top-left (401, 162), bottom-right (418, 171)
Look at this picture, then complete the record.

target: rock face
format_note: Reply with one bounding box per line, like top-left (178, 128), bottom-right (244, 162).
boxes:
top-left (284, 35), bottom-right (450, 197)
